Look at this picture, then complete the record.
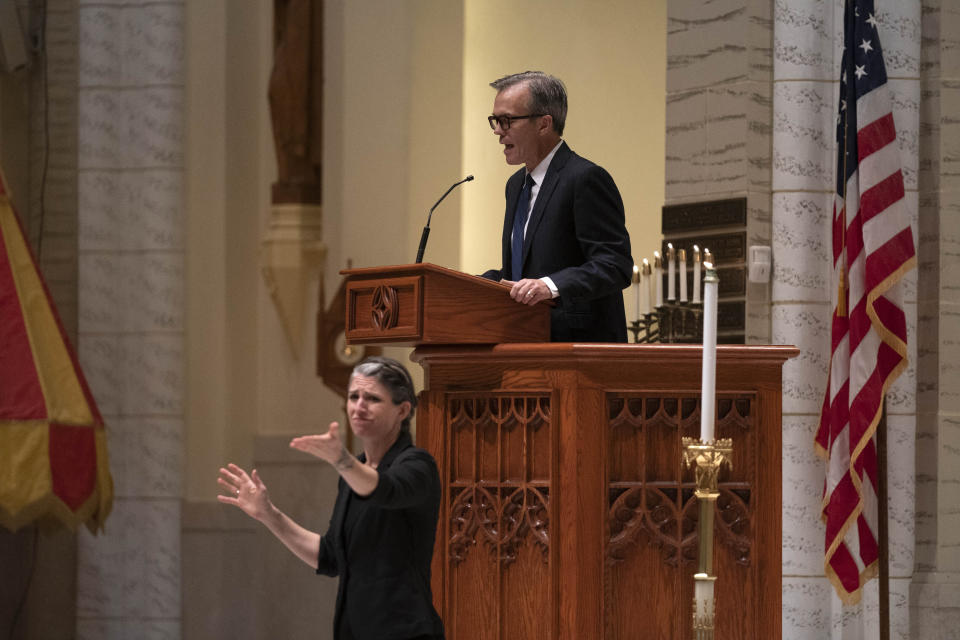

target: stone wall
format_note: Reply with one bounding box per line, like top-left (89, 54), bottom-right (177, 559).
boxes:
top-left (912, 0), bottom-right (960, 637)
top-left (74, 2), bottom-right (185, 637)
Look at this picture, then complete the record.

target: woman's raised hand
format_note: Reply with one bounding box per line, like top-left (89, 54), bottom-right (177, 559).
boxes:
top-left (217, 464), bottom-right (273, 521)
top-left (289, 422), bottom-right (353, 469)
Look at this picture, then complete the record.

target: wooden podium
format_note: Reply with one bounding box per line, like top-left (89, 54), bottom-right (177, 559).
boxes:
top-left (342, 264), bottom-right (797, 640)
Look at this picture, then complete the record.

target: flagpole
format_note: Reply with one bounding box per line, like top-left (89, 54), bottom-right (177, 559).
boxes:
top-left (878, 403), bottom-right (889, 640)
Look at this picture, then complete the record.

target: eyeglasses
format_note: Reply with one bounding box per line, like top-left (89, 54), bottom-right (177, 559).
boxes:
top-left (487, 114), bottom-right (545, 131)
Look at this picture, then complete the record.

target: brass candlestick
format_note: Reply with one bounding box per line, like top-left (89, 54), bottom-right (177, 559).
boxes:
top-left (681, 437), bottom-right (733, 639)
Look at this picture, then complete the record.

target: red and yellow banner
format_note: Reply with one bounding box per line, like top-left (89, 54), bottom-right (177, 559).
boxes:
top-left (0, 167), bottom-right (112, 532)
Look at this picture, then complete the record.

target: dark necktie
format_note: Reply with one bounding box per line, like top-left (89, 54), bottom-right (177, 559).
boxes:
top-left (511, 173), bottom-right (534, 280)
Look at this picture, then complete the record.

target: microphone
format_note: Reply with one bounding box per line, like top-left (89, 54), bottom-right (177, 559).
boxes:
top-left (415, 175), bottom-right (474, 264)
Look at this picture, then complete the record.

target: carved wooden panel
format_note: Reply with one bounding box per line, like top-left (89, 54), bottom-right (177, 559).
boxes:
top-left (444, 394), bottom-right (552, 640)
top-left (371, 284), bottom-right (400, 330)
top-left (605, 392), bottom-right (756, 640)
top-left (345, 274), bottom-right (422, 341)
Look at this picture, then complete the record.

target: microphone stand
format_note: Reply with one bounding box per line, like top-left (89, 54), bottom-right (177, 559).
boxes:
top-left (415, 175), bottom-right (474, 263)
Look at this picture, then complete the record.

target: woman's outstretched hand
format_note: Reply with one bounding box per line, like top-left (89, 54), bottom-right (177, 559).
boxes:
top-left (290, 422), bottom-right (354, 470)
top-left (290, 422), bottom-right (379, 496)
top-left (216, 463), bottom-right (321, 569)
top-left (217, 464), bottom-right (273, 522)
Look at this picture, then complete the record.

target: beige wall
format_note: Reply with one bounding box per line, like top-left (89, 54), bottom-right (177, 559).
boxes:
top-left (461, 0), bottom-right (666, 279)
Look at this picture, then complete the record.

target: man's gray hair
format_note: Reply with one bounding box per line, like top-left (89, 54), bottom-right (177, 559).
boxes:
top-left (490, 71), bottom-right (567, 136)
top-left (350, 356), bottom-right (418, 433)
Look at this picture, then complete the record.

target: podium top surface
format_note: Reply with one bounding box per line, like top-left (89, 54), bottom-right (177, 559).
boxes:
top-left (341, 262), bottom-right (509, 291)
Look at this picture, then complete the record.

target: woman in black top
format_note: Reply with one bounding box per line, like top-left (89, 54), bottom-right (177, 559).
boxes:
top-left (218, 356), bottom-right (444, 640)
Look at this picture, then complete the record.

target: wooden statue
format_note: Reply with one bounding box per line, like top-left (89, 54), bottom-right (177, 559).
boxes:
top-left (268, 0), bottom-right (324, 205)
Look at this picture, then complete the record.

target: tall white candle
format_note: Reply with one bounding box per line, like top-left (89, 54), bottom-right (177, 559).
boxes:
top-left (640, 259), bottom-right (651, 315)
top-left (700, 262), bottom-right (719, 442)
top-left (692, 245), bottom-right (701, 304)
top-left (679, 248), bottom-right (688, 303)
top-left (653, 251), bottom-right (664, 307)
top-left (632, 264), bottom-right (641, 321)
top-left (667, 243), bottom-right (676, 301)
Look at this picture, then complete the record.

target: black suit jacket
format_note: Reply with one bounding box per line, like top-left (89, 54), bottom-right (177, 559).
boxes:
top-left (481, 142), bottom-right (633, 342)
top-left (316, 432), bottom-right (444, 640)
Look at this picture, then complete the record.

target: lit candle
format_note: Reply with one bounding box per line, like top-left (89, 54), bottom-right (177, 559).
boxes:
top-left (653, 251), bottom-right (664, 307)
top-left (632, 264), bottom-right (641, 322)
top-left (704, 248), bottom-right (713, 269)
top-left (679, 248), bottom-right (688, 303)
top-left (667, 243), bottom-right (676, 301)
top-left (692, 245), bottom-right (701, 303)
top-left (700, 261), bottom-right (718, 442)
top-left (640, 258), bottom-right (651, 315)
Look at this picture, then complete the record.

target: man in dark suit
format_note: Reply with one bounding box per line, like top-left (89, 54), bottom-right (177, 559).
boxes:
top-left (480, 71), bottom-right (633, 342)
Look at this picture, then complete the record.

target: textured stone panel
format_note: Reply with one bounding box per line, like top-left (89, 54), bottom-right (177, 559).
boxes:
top-left (773, 301), bottom-right (831, 415)
top-left (77, 619), bottom-right (179, 640)
top-left (668, 0), bottom-right (750, 93)
top-left (77, 334), bottom-right (183, 417)
top-left (772, 190), bottom-right (833, 304)
top-left (107, 417), bottom-right (183, 499)
top-left (665, 89), bottom-right (708, 200)
top-left (888, 78), bottom-right (921, 191)
top-left (78, 88), bottom-right (183, 169)
top-left (78, 251), bottom-right (183, 333)
top-left (940, 188), bottom-right (960, 304)
top-left (77, 498), bottom-right (180, 619)
top-left (781, 414), bottom-right (825, 576)
top-left (774, 0), bottom-right (838, 81)
top-left (704, 85), bottom-right (750, 192)
top-left (939, 303), bottom-right (960, 413)
top-left (874, 1), bottom-right (922, 77)
top-left (79, 170), bottom-right (184, 252)
top-left (122, 4), bottom-right (185, 85)
top-left (772, 80), bottom-right (836, 192)
top-left (941, 80), bottom-right (960, 181)
top-left (126, 88), bottom-right (184, 168)
top-left (911, 580), bottom-right (960, 640)
top-left (885, 413), bottom-right (917, 576)
top-left (782, 576), bottom-right (832, 639)
top-left (78, 6), bottom-right (124, 87)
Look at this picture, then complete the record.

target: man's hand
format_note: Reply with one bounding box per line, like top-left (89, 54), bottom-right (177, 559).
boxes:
top-left (503, 278), bottom-right (550, 306)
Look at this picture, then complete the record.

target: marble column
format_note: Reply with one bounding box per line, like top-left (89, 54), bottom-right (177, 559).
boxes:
top-left (912, 1), bottom-right (960, 637)
top-left (74, 2), bottom-right (184, 638)
top-left (772, 1), bottom-right (920, 638)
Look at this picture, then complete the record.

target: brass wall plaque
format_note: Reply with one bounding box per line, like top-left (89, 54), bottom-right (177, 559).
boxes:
top-left (662, 198), bottom-right (747, 234)
top-left (717, 301), bottom-right (745, 331)
top-left (655, 198), bottom-right (750, 344)
top-left (717, 266), bottom-right (746, 297)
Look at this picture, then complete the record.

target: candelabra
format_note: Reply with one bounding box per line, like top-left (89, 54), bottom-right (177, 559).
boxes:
top-left (628, 313), bottom-right (657, 343)
top-left (629, 301), bottom-right (704, 344)
top-left (629, 246), bottom-right (711, 344)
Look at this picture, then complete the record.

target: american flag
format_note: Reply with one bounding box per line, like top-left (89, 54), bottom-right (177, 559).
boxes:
top-left (814, 0), bottom-right (916, 605)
